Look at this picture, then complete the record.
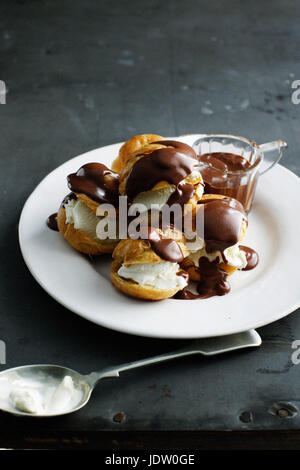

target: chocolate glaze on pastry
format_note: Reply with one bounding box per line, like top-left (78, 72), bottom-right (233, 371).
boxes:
top-left (127, 222), bottom-right (184, 263)
top-left (198, 197), bottom-right (247, 255)
top-left (147, 228), bottom-right (184, 263)
top-left (67, 163), bottom-right (119, 206)
top-left (125, 140), bottom-right (198, 200)
top-left (167, 183), bottom-right (196, 208)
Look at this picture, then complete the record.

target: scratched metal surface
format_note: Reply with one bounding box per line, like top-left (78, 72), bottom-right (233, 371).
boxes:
top-left (0, 0), bottom-right (300, 443)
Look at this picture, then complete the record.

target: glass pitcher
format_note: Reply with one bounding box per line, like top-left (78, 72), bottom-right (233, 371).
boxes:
top-left (192, 134), bottom-right (287, 212)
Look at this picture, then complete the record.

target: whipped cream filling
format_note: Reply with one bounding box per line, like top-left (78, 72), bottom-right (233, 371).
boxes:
top-left (188, 243), bottom-right (247, 269)
top-left (118, 261), bottom-right (188, 290)
top-left (132, 185), bottom-right (175, 210)
top-left (64, 199), bottom-right (114, 244)
top-left (185, 233), bottom-right (205, 252)
top-left (65, 199), bottom-right (99, 238)
top-left (132, 170), bottom-right (204, 211)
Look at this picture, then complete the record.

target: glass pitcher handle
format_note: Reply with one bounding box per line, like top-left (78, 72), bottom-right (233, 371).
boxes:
top-left (259, 140), bottom-right (287, 175)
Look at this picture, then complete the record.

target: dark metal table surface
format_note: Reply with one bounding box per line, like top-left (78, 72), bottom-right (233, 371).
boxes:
top-left (0, 0), bottom-right (300, 450)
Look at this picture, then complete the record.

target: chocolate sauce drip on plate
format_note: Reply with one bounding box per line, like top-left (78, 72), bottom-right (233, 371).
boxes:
top-left (196, 257), bottom-right (230, 297)
top-left (175, 288), bottom-right (200, 300)
top-left (125, 140), bottom-right (198, 200)
top-left (240, 245), bottom-right (259, 270)
top-left (147, 228), bottom-right (184, 263)
top-left (198, 197), bottom-right (247, 254)
top-left (46, 213), bottom-right (59, 231)
top-left (67, 163), bottom-right (119, 206)
top-left (175, 257), bottom-right (230, 300)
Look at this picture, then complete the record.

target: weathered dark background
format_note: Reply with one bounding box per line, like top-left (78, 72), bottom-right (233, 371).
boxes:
top-left (0, 0), bottom-right (300, 450)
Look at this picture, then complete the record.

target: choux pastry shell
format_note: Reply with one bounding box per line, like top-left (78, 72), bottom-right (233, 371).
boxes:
top-left (57, 200), bottom-right (118, 255)
top-left (112, 133), bottom-right (164, 174)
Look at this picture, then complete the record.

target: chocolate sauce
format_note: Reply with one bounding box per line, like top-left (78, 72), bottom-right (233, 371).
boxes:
top-left (147, 228), bottom-right (184, 263)
top-left (196, 257), bottom-right (230, 297)
top-left (175, 288), bottom-right (200, 300)
top-left (199, 152), bottom-right (251, 172)
top-left (67, 163), bottom-right (119, 206)
top-left (177, 270), bottom-right (189, 284)
top-left (176, 197), bottom-right (255, 300)
top-left (198, 197), bottom-right (247, 254)
top-left (240, 245), bottom-right (259, 271)
top-left (175, 257), bottom-right (230, 299)
top-left (167, 183), bottom-right (195, 208)
top-left (125, 140), bottom-right (198, 200)
top-left (60, 192), bottom-right (77, 207)
top-left (198, 152), bottom-right (259, 212)
top-left (46, 213), bottom-right (59, 231)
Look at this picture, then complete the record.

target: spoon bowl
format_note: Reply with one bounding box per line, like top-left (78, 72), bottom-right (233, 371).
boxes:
top-left (0, 364), bottom-right (91, 417)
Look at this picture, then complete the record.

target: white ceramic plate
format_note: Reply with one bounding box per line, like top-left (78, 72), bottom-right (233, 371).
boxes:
top-left (19, 135), bottom-right (300, 338)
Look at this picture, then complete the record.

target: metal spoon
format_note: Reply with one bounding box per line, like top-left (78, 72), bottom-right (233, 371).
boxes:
top-left (0, 329), bottom-right (261, 417)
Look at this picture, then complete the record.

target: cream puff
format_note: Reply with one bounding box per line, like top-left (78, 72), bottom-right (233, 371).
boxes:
top-left (118, 140), bottom-right (204, 213)
top-left (179, 194), bottom-right (248, 298)
top-left (111, 227), bottom-right (189, 300)
top-left (57, 162), bottom-right (120, 255)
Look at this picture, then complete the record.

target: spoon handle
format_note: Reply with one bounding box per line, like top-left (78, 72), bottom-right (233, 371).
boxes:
top-left (86, 330), bottom-right (261, 386)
